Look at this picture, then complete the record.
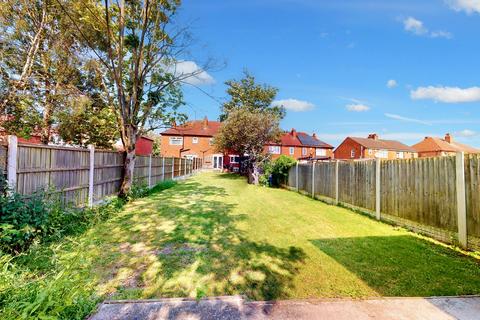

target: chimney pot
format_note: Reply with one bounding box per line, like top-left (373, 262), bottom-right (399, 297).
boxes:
top-left (368, 133), bottom-right (378, 140)
top-left (291, 128), bottom-right (297, 138)
top-left (312, 133), bottom-right (317, 139)
top-left (202, 116), bottom-right (208, 129)
top-left (445, 133), bottom-right (453, 143)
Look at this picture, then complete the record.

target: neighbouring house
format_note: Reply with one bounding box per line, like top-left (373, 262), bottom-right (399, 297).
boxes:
top-left (160, 117), bottom-right (232, 170)
top-left (334, 133), bottom-right (417, 160)
top-left (412, 133), bottom-right (480, 157)
top-left (114, 136), bottom-right (155, 156)
top-left (0, 116), bottom-right (43, 144)
top-left (264, 129), bottom-right (334, 160)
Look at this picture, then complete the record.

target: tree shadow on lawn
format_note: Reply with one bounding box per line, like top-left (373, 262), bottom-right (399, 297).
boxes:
top-left (107, 179), bottom-right (306, 301)
top-left (311, 235), bottom-right (480, 297)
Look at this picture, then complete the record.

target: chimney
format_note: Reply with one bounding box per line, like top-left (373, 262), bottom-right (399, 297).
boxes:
top-left (291, 128), bottom-right (297, 138)
top-left (312, 133), bottom-right (317, 139)
top-left (445, 133), bottom-right (453, 144)
top-left (171, 120), bottom-right (177, 128)
top-left (368, 133), bottom-right (378, 140)
top-left (202, 116), bottom-right (208, 129)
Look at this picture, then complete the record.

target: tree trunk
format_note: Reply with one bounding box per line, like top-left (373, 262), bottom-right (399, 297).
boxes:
top-left (248, 162), bottom-right (260, 185)
top-left (119, 126), bottom-right (137, 198)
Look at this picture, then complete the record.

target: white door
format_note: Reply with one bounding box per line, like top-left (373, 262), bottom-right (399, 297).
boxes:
top-left (213, 155), bottom-right (223, 169)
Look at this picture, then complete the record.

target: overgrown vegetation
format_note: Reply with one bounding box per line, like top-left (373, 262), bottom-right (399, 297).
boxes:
top-left (260, 155), bottom-right (297, 187)
top-left (0, 178), bottom-right (177, 319)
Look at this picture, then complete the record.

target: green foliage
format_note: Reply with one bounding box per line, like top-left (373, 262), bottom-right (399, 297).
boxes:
top-left (219, 71), bottom-right (285, 121)
top-left (259, 155), bottom-right (296, 187)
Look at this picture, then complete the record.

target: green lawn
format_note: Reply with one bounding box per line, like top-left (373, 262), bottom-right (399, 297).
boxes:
top-left (2, 172), bottom-right (480, 318)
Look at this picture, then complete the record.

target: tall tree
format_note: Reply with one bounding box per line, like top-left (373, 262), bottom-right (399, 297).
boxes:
top-left (215, 109), bottom-right (281, 184)
top-left (219, 71), bottom-right (286, 121)
top-left (60, 0), bottom-right (204, 196)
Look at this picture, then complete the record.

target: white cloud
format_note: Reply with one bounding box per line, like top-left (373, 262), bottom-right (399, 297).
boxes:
top-left (403, 17), bottom-right (453, 39)
top-left (456, 129), bottom-right (477, 137)
top-left (387, 79), bottom-right (398, 88)
top-left (446, 0), bottom-right (480, 14)
top-left (272, 99), bottom-right (315, 112)
top-left (404, 17), bottom-right (428, 35)
top-left (171, 61), bottom-right (215, 86)
top-left (346, 104), bottom-right (370, 112)
top-left (411, 86), bottom-right (480, 103)
top-left (385, 113), bottom-right (432, 125)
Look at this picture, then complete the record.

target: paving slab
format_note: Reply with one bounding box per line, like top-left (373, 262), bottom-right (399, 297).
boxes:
top-left (89, 295), bottom-right (480, 320)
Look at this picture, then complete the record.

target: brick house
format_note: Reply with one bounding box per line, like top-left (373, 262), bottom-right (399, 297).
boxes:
top-left (334, 134), bottom-right (417, 160)
top-left (265, 129), bottom-right (334, 160)
top-left (160, 117), bottom-right (229, 169)
top-left (412, 133), bottom-right (480, 157)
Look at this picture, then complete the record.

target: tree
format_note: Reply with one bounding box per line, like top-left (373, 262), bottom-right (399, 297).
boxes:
top-left (219, 71), bottom-right (285, 121)
top-left (0, 0), bottom-right (85, 143)
top-left (57, 0), bottom-right (206, 196)
top-left (215, 108), bottom-right (281, 184)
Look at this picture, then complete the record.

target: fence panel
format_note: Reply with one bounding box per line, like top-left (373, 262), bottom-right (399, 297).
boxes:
top-left (134, 155), bottom-right (150, 184)
top-left (297, 163), bottom-right (312, 194)
top-left (466, 154), bottom-right (480, 239)
top-left (381, 156), bottom-right (457, 232)
top-left (151, 156), bottom-right (165, 185)
top-left (313, 162), bottom-right (336, 199)
top-left (16, 144), bottom-right (89, 205)
top-left (93, 150), bottom-right (124, 202)
top-left (0, 144), bottom-right (6, 175)
top-left (338, 160), bottom-right (376, 211)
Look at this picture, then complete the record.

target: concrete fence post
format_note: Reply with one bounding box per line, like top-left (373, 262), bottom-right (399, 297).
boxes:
top-left (375, 158), bottom-right (381, 220)
top-left (148, 154), bottom-right (152, 188)
top-left (88, 145), bottom-right (95, 207)
top-left (162, 157), bottom-right (165, 181)
top-left (6, 135), bottom-right (17, 192)
top-left (171, 157), bottom-right (175, 179)
top-left (456, 152), bottom-right (467, 249)
top-left (295, 162), bottom-right (299, 191)
top-left (335, 160), bottom-right (339, 204)
top-left (311, 162), bottom-right (315, 198)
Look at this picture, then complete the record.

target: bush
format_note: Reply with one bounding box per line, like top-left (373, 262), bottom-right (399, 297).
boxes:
top-left (259, 155), bottom-right (296, 187)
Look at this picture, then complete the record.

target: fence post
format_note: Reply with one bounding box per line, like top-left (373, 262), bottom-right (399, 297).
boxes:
top-left (295, 162), bottom-right (299, 191)
top-left (171, 157), bottom-right (175, 179)
top-left (311, 162), bottom-right (315, 198)
top-left (6, 135), bottom-right (17, 191)
top-left (148, 154), bottom-right (152, 188)
top-left (456, 152), bottom-right (467, 249)
top-left (375, 158), bottom-right (381, 220)
top-left (184, 158), bottom-right (187, 176)
top-left (88, 145), bottom-right (95, 207)
top-left (335, 160), bottom-right (339, 204)
top-left (162, 157), bottom-right (165, 181)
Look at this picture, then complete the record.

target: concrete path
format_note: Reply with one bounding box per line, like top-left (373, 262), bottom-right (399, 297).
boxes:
top-left (89, 295), bottom-right (480, 320)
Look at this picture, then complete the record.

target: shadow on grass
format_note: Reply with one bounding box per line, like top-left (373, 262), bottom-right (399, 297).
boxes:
top-left (109, 179), bottom-right (306, 301)
top-left (311, 236), bottom-right (480, 297)
top-left (215, 173), bottom-right (245, 180)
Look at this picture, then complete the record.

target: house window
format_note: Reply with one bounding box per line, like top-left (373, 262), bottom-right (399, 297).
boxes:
top-left (229, 155), bottom-right (240, 163)
top-left (375, 150), bottom-right (388, 158)
top-left (192, 137), bottom-right (199, 144)
top-left (169, 137), bottom-right (183, 145)
top-left (396, 152), bottom-right (404, 159)
top-left (302, 147), bottom-right (307, 156)
top-left (269, 146), bottom-right (281, 154)
top-left (368, 149), bottom-right (373, 155)
top-left (316, 148), bottom-right (326, 157)
top-left (289, 147), bottom-right (295, 155)
top-left (350, 149), bottom-right (355, 158)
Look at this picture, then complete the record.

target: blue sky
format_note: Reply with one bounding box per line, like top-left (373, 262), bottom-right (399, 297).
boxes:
top-left (175, 0), bottom-right (480, 147)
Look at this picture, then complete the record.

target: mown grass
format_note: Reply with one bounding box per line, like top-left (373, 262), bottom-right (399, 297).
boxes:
top-left (1, 173), bottom-right (480, 319)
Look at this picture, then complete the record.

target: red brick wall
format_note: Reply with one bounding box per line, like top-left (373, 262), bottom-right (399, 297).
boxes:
top-left (160, 134), bottom-right (218, 159)
top-left (266, 145), bottom-right (333, 160)
top-left (334, 138), bottom-right (363, 159)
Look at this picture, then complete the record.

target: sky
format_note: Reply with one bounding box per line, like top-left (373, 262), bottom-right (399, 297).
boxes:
top-left (174, 0), bottom-right (480, 148)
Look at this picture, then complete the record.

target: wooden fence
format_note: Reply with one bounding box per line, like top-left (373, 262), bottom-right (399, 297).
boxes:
top-left (1, 136), bottom-right (202, 206)
top-left (287, 154), bottom-right (480, 251)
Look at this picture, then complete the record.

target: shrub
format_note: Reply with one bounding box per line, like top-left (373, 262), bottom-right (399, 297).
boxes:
top-left (271, 155), bottom-right (297, 186)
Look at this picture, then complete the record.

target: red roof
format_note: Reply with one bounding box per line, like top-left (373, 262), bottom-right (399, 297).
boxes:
top-left (412, 136), bottom-right (480, 154)
top-left (268, 129), bottom-right (333, 148)
top-left (161, 118), bottom-right (221, 137)
top-left (347, 136), bottom-right (416, 152)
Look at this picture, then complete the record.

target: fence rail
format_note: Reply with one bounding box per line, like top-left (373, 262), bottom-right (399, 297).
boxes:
top-left (287, 154), bottom-right (480, 251)
top-left (1, 136), bottom-right (202, 206)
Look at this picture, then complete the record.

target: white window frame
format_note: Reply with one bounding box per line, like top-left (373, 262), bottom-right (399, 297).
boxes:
top-left (269, 146), bottom-right (281, 154)
top-left (396, 151), bottom-right (404, 159)
top-left (316, 148), bottom-right (326, 157)
top-left (289, 147), bottom-right (295, 155)
top-left (229, 155), bottom-right (240, 163)
top-left (350, 149), bottom-right (355, 158)
top-left (302, 147), bottom-right (307, 156)
top-left (375, 150), bottom-right (388, 159)
top-left (192, 137), bottom-right (199, 144)
top-left (169, 136), bottom-right (183, 146)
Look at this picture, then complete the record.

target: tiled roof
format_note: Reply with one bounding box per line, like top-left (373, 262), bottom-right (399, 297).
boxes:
top-left (270, 131), bottom-right (333, 148)
top-left (349, 137), bottom-right (416, 152)
top-left (412, 137), bottom-right (480, 154)
top-left (161, 119), bottom-right (221, 137)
